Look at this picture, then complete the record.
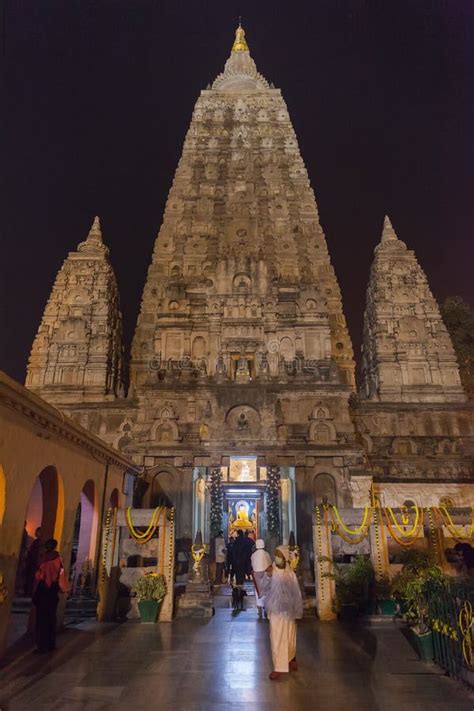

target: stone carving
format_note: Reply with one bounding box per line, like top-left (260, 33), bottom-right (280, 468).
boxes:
top-left (361, 216), bottom-right (466, 403)
top-left (225, 405), bottom-right (260, 439)
top-left (26, 217), bottom-right (124, 402)
top-left (25, 26), bottom-right (473, 558)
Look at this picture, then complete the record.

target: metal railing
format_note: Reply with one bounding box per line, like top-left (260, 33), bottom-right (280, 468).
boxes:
top-left (425, 577), bottom-right (474, 679)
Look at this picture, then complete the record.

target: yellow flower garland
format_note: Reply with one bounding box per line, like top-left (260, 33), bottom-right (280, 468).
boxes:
top-left (126, 506), bottom-right (163, 544)
top-left (330, 505), bottom-right (370, 535)
top-left (386, 505), bottom-right (421, 537)
top-left (437, 505), bottom-right (473, 541)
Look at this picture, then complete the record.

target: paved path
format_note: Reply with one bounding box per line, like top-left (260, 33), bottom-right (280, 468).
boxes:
top-left (1, 607), bottom-right (473, 710)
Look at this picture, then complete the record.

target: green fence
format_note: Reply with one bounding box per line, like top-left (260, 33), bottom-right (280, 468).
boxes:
top-left (425, 577), bottom-right (474, 679)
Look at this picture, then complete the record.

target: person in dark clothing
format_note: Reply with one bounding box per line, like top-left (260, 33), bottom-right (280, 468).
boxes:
top-left (32, 538), bottom-right (63, 653)
top-left (25, 527), bottom-right (42, 596)
top-left (226, 536), bottom-right (235, 581)
top-left (232, 530), bottom-right (250, 585)
top-left (244, 531), bottom-right (254, 579)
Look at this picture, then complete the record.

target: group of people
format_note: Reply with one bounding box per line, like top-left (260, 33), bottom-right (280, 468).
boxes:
top-left (214, 530), bottom-right (303, 680)
top-left (215, 529), bottom-right (256, 586)
top-left (17, 525), bottom-right (66, 654)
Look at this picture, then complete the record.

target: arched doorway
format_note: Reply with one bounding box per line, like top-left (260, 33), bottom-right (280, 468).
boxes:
top-left (70, 480), bottom-right (98, 593)
top-left (19, 466), bottom-right (64, 596)
top-left (10, 466), bottom-right (64, 647)
top-left (313, 473), bottom-right (337, 506)
top-left (150, 470), bottom-right (176, 508)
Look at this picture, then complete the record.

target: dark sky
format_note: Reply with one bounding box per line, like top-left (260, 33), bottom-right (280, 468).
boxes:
top-left (2, 1), bottom-right (473, 384)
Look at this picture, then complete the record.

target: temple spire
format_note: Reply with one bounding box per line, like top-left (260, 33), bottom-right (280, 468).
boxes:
top-left (381, 215), bottom-right (397, 243)
top-left (77, 215), bottom-right (108, 254)
top-left (232, 23), bottom-right (249, 53)
top-left (213, 23), bottom-right (268, 91)
top-left (87, 215), bottom-right (103, 243)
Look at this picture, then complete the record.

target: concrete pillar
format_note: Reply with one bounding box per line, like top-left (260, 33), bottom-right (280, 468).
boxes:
top-left (313, 508), bottom-right (336, 620)
top-left (160, 508), bottom-right (176, 622)
top-left (96, 507), bottom-right (119, 622)
top-left (369, 507), bottom-right (390, 580)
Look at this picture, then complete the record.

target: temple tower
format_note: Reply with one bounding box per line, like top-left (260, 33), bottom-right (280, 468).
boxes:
top-left (131, 25), bottom-right (354, 388)
top-left (26, 217), bottom-right (124, 404)
top-left (123, 26), bottom-right (365, 549)
top-left (354, 216), bottom-right (472, 509)
top-left (361, 216), bottom-right (466, 403)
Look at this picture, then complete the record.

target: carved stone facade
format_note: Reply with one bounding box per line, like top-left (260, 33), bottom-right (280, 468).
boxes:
top-left (361, 216), bottom-right (465, 403)
top-left (25, 27), bottom-right (473, 562)
top-left (356, 216), bottom-right (473, 507)
top-left (26, 217), bottom-right (124, 403)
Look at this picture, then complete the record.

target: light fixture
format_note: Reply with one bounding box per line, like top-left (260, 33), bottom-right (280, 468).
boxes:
top-left (226, 488), bottom-right (260, 495)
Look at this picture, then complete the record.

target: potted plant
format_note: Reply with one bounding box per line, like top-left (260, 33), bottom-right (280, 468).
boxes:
top-left (324, 555), bottom-right (375, 620)
top-left (373, 575), bottom-right (397, 616)
top-left (391, 550), bottom-right (443, 660)
top-left (132, 572), bottom-right (167, 623)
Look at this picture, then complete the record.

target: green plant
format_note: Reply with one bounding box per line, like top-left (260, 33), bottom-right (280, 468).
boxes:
top-left (132, 572), bottom-right (167, 602)
top-left (391, 550), bottom-right (443, 634)
top-left (324, 555), bottom-right (375, 613)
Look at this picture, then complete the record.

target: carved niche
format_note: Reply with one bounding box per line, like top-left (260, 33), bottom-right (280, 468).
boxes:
top-left (308, 404), bottom-right (337, 443)
top-left (225, 405), bottom-right (261, 439)
top-left (151, 402), bottom-right (181, 444)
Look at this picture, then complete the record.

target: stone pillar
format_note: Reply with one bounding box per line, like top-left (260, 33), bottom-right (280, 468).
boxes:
top-left (97, 507), bottom-right (119, 622)
top-left (313, 508), bottom-right (336, 620)
top-left (369, 507), bottom-right (390, 580)
top-left (159, 508), bottom-right (176, 621)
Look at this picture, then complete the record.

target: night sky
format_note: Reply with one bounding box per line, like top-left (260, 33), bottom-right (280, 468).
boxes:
top-left (3, 1), bottom-right (473, 384)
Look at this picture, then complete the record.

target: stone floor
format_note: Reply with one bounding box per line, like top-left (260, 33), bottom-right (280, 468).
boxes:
top-left (1, 605), bottom-right (473, 711)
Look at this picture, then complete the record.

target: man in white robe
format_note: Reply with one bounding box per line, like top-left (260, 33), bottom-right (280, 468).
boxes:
top-left (261, 545), bottom-right (303, 680)
top-left (250, 539), bottom-right (272, 617)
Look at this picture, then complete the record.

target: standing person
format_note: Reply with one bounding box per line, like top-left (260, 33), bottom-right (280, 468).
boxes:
top-left (214, 530), bottom-right (226, 585)
top-left (261, 546), bottom-right (303, 680)
top-left (251, 539), bottom-right (272, 618)
top-left (244, 531), bottom-right (254, 580)
top-left (231, 530), bottom-right (248, 585)
top-left (25, 527), bottom-right (42, 596)
top-left (226, 535), bottom-right (234, 582)
top-left (32, 538), bottom-right (64, 653)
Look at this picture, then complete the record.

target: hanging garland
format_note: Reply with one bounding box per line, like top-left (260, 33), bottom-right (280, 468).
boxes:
top-left (385, 505), bottom-right (421, 538)
top-left (383, 509), bottom-right (423, 547)
top-left (209, 467), bottom-right (223, 538)
top-left (126, 506), bottom-right (164, 544)
top-left (266, 465), bottom-right (281, 536)
top-left (314, 502), bottom-right (473, 549)
top-left (331, 506), bottom-right (370, 535)
top-left (436, 505), bottom-right (474, 541)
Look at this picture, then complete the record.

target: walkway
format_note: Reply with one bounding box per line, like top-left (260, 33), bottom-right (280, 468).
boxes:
top-left (1, 607), bottom-right (473, 710)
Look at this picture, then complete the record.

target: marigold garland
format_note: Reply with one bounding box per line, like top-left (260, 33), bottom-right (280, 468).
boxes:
top-left (331, 505), bottom-right (370, 535)
top-left (126, 506), bottom-right (163, 544)
top-left (383, 512), bottom-right (423, 547)
top-left (436, 505), bottom-right (473, 541)
top-left (385, 505), bottom-right (421, 537)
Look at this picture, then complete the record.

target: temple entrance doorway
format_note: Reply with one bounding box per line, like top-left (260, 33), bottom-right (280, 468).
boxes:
top-left (192, 456), bottom-right (297, 546)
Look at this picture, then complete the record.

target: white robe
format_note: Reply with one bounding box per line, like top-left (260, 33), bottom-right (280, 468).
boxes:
top-left (269, 613), bottom-right (297, 673)
top-left (251, 546), bottom-right (272, 607)
top-left (261, 565), bottom-right (303, 672)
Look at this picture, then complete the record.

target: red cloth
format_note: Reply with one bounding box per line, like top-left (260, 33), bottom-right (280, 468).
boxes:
top-left (35, 551), bottom-right (62, 588)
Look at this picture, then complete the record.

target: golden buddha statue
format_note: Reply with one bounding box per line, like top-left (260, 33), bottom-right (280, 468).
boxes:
top-left (231, 502), bottom-right (254, 530)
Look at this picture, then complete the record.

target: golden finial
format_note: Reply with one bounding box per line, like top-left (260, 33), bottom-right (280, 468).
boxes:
top-left (232, 21), bottom-right (249, 53)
